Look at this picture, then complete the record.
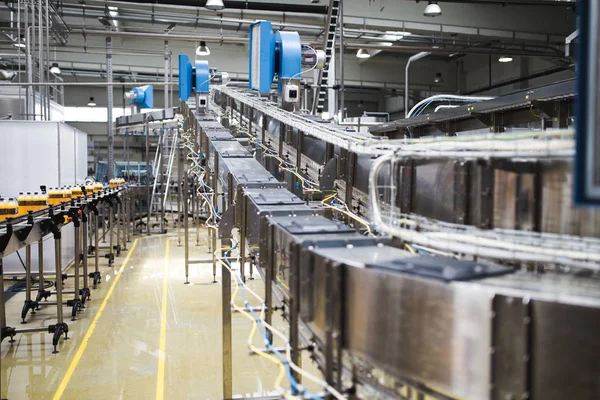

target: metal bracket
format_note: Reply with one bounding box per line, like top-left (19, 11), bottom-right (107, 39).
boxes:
top-left (319, 156), bottom-right (337, 191)
top-left (218, 205), bottom-right (235, 239)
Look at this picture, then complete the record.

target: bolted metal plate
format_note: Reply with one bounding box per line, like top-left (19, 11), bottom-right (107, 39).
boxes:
top-left (205, 130), bottom-right (236, 141)
top-left (246, 188), bottom-right (304, 205)
top-left (211, 141), bottom-right (251, 158)
top-left (370, 256), bottom-right (513, 282)
top-left (278, 215), bottom-right (354, 234)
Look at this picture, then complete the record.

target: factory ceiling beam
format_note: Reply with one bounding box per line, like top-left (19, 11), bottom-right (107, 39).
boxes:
top-left (410, 0), bottom-right (575, 5)
top-left (103, 0), bottom-right (328, 14)
top-left (67, 28), bottom-right (562, 57)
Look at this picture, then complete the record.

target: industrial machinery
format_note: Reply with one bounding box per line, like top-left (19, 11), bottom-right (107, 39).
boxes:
top-left (172, 19), bottom-right (600, 400)
top-left (179, 56), bottom-right (211, 115)
top-left (576, 1), bottom-right (600, 205)
top-left (249, 20), bottom-right (325, 111)
top-left (125, 85), bottom-right (154, 113)
top-left (0, 184), bottom-right (139, 358)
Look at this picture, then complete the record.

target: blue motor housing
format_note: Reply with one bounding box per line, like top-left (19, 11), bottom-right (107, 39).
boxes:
top-left (196, 60), bottom-right (210, 94)
top-left (248, 21), bottom-right (302, 95)
top-left (275, 31), bottom-right (302, 94)
top-left (179, 54), bottom-right (194, 101)
top-left (130, 85), bottom-right (154, 109)
top-left (179, 55), bottom-right (211, 100)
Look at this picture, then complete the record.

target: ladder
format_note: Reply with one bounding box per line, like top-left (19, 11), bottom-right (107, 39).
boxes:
top-left (150, 129), bottom-right (179, 215)
top-left (311, 0), bottom-right (340, 115)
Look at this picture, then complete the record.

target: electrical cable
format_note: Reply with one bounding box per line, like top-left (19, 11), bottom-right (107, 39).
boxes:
top-left (287, 44), bottom-right (319, 85)
top-left (216, 248), bottom-right (346, 399)
top-left (368, 151), bottom-right (600, 272)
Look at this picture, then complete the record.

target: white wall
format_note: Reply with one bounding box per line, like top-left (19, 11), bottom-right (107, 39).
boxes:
top-left (0, 121), bottom-right (87, 274)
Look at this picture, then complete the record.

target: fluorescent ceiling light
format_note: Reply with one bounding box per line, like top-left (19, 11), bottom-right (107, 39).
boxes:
top-left (205, 0), bottom-right (225, 11)
top-left (50, 62), bottom-right (61, 75)
top-left (356, 48), bottom-right (371, 59)
top-left (12, 37), bottom-right (26, 48)
top-left (383, 31), bottom-right (412, 41)
top-left (424, 1), bottom-right (442, 17)
top-left (196, 41), bottom-right (210, 56)
top-left (107, 6), bottom-right (119, 28)
top-left (87, 97), bottom-right (96, 107)
top-left (499, 56), bottom-right (513, 63)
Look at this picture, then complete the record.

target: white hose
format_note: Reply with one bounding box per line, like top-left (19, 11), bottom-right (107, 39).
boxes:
top-left (434, 104), bottom-right (460, 112)
top-left (407, 94), bottom-right (495, 118)
top-left (369, 152), bottom-right (600, 271)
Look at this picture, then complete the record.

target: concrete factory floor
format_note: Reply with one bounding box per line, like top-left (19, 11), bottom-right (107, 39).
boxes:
top-left (1, 227), bottom-right (320, 400)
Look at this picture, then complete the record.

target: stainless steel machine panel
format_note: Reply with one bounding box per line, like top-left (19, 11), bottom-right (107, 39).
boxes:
top-left (261, 215), bottom-right (373, 297)
top-left (307, 246), bottom-right (494, 399)
top-left (211, 141), bottom-right (252, 165)
top-left (205, 130), bottom-right (236, 141)
top-left (240, 187), bottom-right (319, 247)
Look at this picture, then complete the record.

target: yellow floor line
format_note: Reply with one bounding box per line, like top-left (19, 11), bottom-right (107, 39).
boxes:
top-left (156, 238), bottom-right (170, 400)
top-left (52, 238), bottom-right (140, 400)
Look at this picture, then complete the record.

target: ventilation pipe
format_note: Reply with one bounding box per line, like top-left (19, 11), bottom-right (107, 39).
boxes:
top-left (405, 51), bottom-right (430, 118)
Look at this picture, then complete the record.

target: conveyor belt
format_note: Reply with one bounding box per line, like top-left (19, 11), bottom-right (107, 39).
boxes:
top-left (183, 103), bottom-right (600, 400)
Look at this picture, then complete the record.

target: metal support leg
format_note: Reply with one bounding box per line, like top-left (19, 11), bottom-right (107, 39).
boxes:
top-left (146, 121), bottom-right (151, 236)
top-left (94, 213), bottom-right (101, 288)
top-left (72, 219), bottom-right (81, 320)
top-left (129, 192), bottom-right (134, 241)
top-left (240, 199), bottom-right (246, 282)
top-left (221, 238), bottom-right (232, 399)
top-left (290, 244), bottom-right (301, 383)
top-left (265, 226), bottom-right (273, 345)
top-left (21, 244), bottom-right (36, 323)
top-left (193, 182), bottom-right (200, 246)
top-left (121, 199), bottom-right (128, 248)
top-left (51, 232), bottom-right (69, 353)
top-left (109, 204), bottom-right (115, 264)
top-left (184, 170), bottom-right (190, 284)
top-left (177, 147), bottom-right (183, 246)
top-left (115, 202), bottom-right (121, 255)
top-left (101, 204), bottom-right (106, 243)
top-left (0, 259), bottom-right (16, 344)
top-left (35, 239), bottom-right (48, 308)
top-left (82, 212), bottom-right (90, 306)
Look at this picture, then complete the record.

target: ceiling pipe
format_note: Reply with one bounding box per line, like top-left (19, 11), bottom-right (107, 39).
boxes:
top-left (69, 30), bottom-right (560, 57)
top-left (343, 43), bottom-right (560, 57)
top-left (50, 7), bottom-right (565, 50)
top-left (96, 0), bottom-right (328, 14)
top-left (0, 26), bottom-right (559, 57)
top-left (405, 51), bottom-right (430, 117)
top-left (74, 29), bottom-right (249, 43)
top-left (407, 0), bottom-right (575, 6)
top-left (0, 81), bottom-right (176, 86)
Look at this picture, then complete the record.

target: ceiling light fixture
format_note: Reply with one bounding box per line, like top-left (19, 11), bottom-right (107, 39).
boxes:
top-left (196, 41), bottom-right (210, 56)
top-left (434, 72), bottom-right (443, 84)
top-left (499, 55), bottom-right (513, 63)
top-left (356, 48), bottom-right (371, 59)
top-left (107, 6), bottom-right (119, 28)
top-left (50, 62), bottom-right (61, 75)
top-left (87, 97), bottom-right (96, 107)
top-left (12, 36), bottom-right (26, 48)
top-left (424, 1), bottom-right (442, 17)
top-left (205, 0), bottom-right (225, 11)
